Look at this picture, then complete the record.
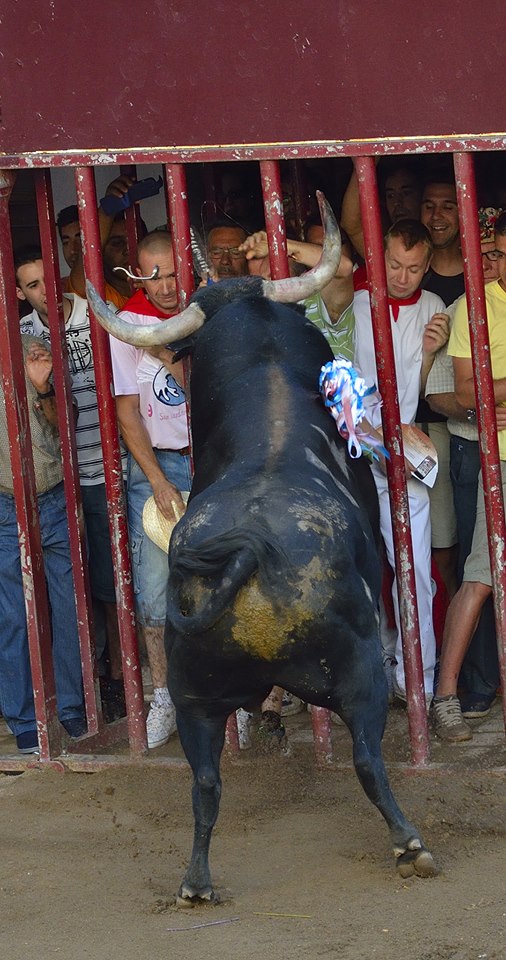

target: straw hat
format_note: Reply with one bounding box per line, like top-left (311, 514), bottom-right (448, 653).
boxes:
top-left (142, 491), bottom-right (189, 553)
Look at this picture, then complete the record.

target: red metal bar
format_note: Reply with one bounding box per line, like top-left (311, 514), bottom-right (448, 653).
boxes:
top-left (119, 163), bottom-right (141, 270)
top-left (35, 170), bottom-right (100, 735)
top-left (260, 158), bottom-right (333, 759)
top-left (0, 170), bottom-right (61, 760)
top-left (164, 163), bottom-right (194, 310)
top-left (202, 163), bottom-right (218, 222)
top-left (259, 160), bottom-right (290, 279)
top-left (288, 160), bottom-right (308, 241)
top-left (310, 707), bottom-right (333, 765)
top-left (4, 134), bottom-right (506, 170)
top-left (164, 163), bottom-right (195, 470)
top-left (225, 713), bottom-right (240, 755)
top-left (453, 152), bottom-right (506, 732)
top-left (355, 155), bottom-right (430, 766)
top-left (75, 165), bottom-right (147, 755)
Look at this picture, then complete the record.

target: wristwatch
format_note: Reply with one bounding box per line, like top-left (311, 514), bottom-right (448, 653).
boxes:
top-left (36, 385), bottom-right (55, 400)
top-left (466, 408), bottom-right (477, 424)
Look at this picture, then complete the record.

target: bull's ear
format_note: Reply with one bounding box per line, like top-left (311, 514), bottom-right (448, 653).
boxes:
top-left (168, 337), bottom-right (195, 362)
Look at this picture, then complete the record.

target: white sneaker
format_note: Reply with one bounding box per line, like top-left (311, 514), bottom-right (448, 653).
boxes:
top-left (146, 701), bottom-right (177, 748)
top-left (393, 682), bottom-right (433, 715)
top-left (236, 708), bottom-right (253, 749)
top-left (280, 693), bottom-right (304, 717)
top-left (383, 656), bottom-right (397, 705)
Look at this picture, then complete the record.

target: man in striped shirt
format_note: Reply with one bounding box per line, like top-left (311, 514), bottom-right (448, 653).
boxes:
top-left (15, 248), bottom-right (126, 717)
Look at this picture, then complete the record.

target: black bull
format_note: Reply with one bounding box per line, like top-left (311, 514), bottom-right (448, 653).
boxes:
top-left (87, 268), bottom-right (436, 908)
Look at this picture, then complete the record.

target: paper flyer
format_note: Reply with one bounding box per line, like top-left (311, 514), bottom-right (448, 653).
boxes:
top-left (374, 423), bottom-right (439, 488)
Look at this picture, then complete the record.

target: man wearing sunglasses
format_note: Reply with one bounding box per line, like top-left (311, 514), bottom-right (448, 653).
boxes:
top-left (432, 211), bottom-right (506, 741)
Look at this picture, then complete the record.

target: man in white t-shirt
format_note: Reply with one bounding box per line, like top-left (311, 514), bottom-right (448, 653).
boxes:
top-left (109, 230), bottom-right (192, 749)
top-left (15, 249), bottom-right (126, 721)
top-left (353, 218), bottom-right (449, 704)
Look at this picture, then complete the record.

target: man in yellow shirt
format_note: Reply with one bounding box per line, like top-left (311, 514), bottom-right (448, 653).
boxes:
top-left (432, 212), bottom-right (506, 741)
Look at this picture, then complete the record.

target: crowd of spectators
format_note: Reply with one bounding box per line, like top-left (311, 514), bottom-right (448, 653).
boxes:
top-left (2, 153), bottom-right (505, 754)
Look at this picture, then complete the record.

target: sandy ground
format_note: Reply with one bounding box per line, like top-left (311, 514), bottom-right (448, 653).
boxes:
top-left (1, 703), bottom-right (506, 960)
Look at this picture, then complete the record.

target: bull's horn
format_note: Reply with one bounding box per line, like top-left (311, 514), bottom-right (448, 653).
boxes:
top-left (86, 281), bottom-right (206, 347)
top-left (261, 190), bottom-right (341, 303)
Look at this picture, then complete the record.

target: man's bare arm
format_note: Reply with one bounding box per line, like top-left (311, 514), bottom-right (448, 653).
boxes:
top-left (426, 391), bottom-right (468, 420)
top-left (340, 169), bottom-right (366, 260)
top-left (115, 394), bottom-right (185, 522)
top-left (453, 356), bottom-right (506, 427)
top-left (69, 175), bottom-right (134, 295)
top-left (420, 313), bottom-right (450, 392)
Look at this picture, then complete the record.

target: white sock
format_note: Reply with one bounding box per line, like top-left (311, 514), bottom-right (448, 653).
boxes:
top-left (153, 686), bottom-right (172, 708)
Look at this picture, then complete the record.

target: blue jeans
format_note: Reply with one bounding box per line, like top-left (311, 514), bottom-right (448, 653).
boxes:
top-left (127, 450), bottom-right (192, 626)
top-left (81, 483), bottom-right (117, 605)
top-left (450, 435), bottom-right (499, 696)
top-left (0, 483), bottom-right (85, 734)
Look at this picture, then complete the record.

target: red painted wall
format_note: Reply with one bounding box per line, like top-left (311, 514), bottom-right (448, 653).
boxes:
top-left (1, 0), bottom-right (503, 157)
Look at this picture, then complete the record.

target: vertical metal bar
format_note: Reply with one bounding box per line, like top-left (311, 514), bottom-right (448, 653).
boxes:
top-left (164, 163), bottom-right (194, 310)
top-left (261, 157), bottom-right (332, 759)
top-left (202, 163), bottom-right (218, 221)
top-left (453, 152), bottom-right (506, 733)
top-left (259, 160), bottom-right (290, 279)
top-left (0, 170), bottom-right (61, 760)
top-left (75, 165), bottom-right (147, 755)
top-left (119, 163), bottom-right (141, 268)
top-left (355, 155), bottom-right (430, 767)
top-left (288, 160), bottom-right (307, 240)
top-left (164, 162), bottom-right (194, 469)
top-left (310, 706), bottom-right (333, 765)
top-left (35, 169), bottom-right (100, 734)
top-left (225, 713), bottom-right (240, 755)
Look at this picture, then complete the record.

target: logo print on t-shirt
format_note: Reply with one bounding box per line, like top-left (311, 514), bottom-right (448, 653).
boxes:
top-left (153, 368), bottom-right (186, 407)
top-left (66, 330), bottom-right (93, 375)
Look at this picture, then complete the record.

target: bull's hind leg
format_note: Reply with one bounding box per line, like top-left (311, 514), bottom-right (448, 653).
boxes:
top-left (175, 711), bottom-right (227, 905)
top-left (339, 684), bottom-right (437, 878)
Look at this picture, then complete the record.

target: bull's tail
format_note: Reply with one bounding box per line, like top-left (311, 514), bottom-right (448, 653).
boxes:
top-left (166, 526), bottom-right (289, 633)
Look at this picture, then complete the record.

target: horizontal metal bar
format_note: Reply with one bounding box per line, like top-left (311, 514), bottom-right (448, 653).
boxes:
top-left (3, 133), bottom-right (506, 168)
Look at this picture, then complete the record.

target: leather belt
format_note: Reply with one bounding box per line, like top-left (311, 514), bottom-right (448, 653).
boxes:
top-left (172, 446), bottom-right (191, 456)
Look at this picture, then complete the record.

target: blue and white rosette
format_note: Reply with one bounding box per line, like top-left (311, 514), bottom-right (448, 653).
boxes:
top-left (319, 357), bottom-right (388, 460)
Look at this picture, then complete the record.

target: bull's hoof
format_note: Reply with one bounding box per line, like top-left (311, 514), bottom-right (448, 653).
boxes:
top-left (256, 711), bottom-right (290, 755)
top-left (176, 882), bottom-right (216, 908)
top-left (395, 843), bottom-right (438, 879)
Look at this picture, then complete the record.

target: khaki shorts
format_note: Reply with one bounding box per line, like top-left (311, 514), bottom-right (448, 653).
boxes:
top-left (464, 461), bottom-right (506, 586)
top-left (427, 422), bottom-right (458, 549)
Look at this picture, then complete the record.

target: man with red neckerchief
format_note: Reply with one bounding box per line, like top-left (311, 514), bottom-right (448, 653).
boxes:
top-left (353, 218), bottom-right (449, 707)
top-left (109, 230), bottom-right (192, 749)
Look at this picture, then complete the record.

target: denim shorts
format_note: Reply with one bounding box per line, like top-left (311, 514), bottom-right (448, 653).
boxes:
top-left (126, 449), bottom-right (192, 626)
top-left (464, 462), bottom-right (506, 587)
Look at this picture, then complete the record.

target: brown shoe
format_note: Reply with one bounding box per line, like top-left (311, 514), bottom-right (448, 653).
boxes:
top-left (432, 695), bottom-right (472, 742)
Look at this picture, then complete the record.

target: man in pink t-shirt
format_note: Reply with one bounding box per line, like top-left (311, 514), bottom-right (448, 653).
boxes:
top-left (109, 231), bottom-right (192, 748)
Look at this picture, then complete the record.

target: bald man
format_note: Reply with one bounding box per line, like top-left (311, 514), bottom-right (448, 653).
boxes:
top-left (109, 231), bottom-right (192, 749)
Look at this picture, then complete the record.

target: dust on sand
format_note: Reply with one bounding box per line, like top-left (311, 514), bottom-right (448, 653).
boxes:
top-left (1, 703), bottom-right (506, 960)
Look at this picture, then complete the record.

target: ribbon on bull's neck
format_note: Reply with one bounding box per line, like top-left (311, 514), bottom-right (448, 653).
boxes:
top-left (319, 358), bottom-right (388, 461)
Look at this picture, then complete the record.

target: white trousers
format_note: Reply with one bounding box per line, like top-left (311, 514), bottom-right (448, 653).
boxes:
top-left (373, 467), bottom-right (436, 696)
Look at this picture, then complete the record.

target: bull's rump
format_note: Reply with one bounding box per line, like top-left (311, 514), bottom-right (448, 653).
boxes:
top-left (166, 487), bottom-right (380, 663)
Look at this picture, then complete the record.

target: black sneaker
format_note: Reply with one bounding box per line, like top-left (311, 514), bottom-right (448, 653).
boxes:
top-left (16, 730), bottom-right (39, 754)
top-left (256, 710), bottom-right (289, 753)
top-left (61, 717), bottom-right (87, 739)
top-left (99, 677), bottom-right (127, 723)
top-left (460, 692), bottom-right (496, 719)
